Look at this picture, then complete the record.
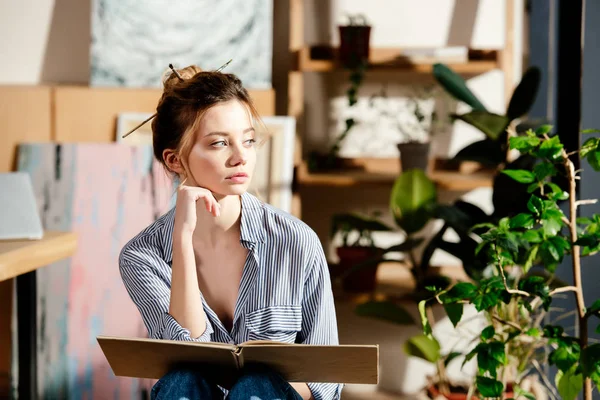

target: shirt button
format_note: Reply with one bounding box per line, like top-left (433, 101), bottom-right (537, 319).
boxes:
top-left (229, 340), bottom-right (235, 344)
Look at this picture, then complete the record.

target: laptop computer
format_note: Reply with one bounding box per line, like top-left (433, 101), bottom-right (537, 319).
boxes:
top-left (0, 172), bottom-right (44, 240)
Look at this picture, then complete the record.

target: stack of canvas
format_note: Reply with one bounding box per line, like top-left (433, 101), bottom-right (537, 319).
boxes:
top-left (17, 143), bottom-right (176, 398)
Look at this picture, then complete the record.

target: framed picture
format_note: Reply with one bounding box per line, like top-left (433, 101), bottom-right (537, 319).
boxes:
top-left (116, 112), bottom-right (296, 213)
top-left (116, 112), bottom-right (154, 145)
top-left (251, 116), bottom-right (296, 213)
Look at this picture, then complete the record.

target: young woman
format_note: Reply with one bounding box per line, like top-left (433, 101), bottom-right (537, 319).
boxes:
top-left (119, 65), bottom-right (342, 400)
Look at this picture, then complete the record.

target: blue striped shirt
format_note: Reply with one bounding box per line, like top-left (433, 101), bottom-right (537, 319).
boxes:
top-left (119, 192), bottom-right (343, 400)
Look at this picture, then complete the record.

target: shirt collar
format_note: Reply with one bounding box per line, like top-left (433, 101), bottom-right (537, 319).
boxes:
top-left (163, 192), bottom-right (266, 262)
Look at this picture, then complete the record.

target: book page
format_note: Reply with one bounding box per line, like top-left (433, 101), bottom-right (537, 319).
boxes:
top-left (97, 335), bottom-right (239, 379)
top-left (239, 344), bottom-right (378, 384)
top-left (239, 339), bottom-right (286, 346)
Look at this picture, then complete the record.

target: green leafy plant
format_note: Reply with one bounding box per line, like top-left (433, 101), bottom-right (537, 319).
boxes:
top-left (331, 212), bottom-right (392, 248)
top-left (418, 126), bottom-right (600, 400)
top-left (433, 63), bottom-right (541, 168)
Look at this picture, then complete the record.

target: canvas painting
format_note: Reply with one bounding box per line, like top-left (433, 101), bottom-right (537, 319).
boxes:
top-left (90, 0), bottom-right (273, 89)
top-left (16, 143), bottom-right (176, 398)
top-left (117, 113), bottom-right (296, 213)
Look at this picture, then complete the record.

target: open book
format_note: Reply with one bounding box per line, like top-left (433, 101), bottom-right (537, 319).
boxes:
top-left (97, 335), bottom-right (378, 384)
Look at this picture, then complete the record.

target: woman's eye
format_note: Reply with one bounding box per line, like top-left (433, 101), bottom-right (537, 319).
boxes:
top-left (211, 141), bottom-right (227, 147)
top-left (244, 139), bottom-right (256, 146)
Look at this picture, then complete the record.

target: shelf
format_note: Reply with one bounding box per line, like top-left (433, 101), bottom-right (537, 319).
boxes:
top-left (296, 162), bottom-right (494, 192)
top-left (0, 231), bottom-right (78, 281)
top-left (293, 46), bottom-right (499, 76)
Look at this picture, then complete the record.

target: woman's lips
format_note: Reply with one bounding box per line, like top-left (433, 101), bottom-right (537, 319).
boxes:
top-left (226, 173), bottom-right (248, 183)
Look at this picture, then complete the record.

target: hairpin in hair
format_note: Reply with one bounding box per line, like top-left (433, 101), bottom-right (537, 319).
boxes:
top-left (169, 63), bottom-right (184, 81)
top-left (121, 60), bottom-right (233, 139)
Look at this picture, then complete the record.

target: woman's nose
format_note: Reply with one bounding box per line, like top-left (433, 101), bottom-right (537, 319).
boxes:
top-left (229, 144), bottom-right (247, 166)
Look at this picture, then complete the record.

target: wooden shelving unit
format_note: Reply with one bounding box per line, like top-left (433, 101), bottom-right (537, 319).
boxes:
top-left (296, 162), bottom-right (494, 191)
top-left (293, 46), bottom-right (499, 76)
top-left (286, 0), bottom-right (517, 218)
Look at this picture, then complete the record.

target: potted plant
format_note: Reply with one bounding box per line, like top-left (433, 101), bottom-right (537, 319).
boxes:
top-left (330, 212), bottom-right (392, 292)
top-left (308, 15), bottom-right (372, 172)
top-left (338, 13), bottom-right (371, 69)
top-left (369, 85), bottom-right (440, 172)
top-left (416, 125), bottom-right (600, 400)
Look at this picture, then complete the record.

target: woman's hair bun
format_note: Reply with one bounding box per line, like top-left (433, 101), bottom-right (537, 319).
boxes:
top-left (162, 65), bottom-right (203, 91)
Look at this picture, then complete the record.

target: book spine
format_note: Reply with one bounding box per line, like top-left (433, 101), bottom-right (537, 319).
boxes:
top-left (233, 347), bottom-right (244, 369)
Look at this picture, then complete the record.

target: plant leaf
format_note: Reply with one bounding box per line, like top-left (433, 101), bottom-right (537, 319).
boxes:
top-left (444, 351), bottom-right (462, 368)
top-left (418, 300), bottom-right (432, 336)
top-left (586, 299), bottom-right (600, 318)
top-left (580, 343), bottom-right (600, 386)
top-left (453, 139), bottom-right (506, 167)
top-left (404, 334), bottom-right (440, 363)
top-left (582, 128), bottom-right (600, 134)
top-left (580, 137), bottom-right (600, 157)
top-left (555, 366), bottom-right (583, 400)
top-left (537, 135), bottom-right (564, 160)
top-left (535, 124), bottom-right (553, 136)
top-left (443, 303), bottom-right (463, 327)
top-left (527, 195), bottom-right (544, 215)
top-left (390, 169), bottom-right (437, 235)
top-left (476, 376), bottom-right (504, 397)
top-left (355, 301), bottom-right (416, 325)
top-left (506, 67), bottom-right (541, 120)
top-left (533, 162), bottom-right (558, 180)
top-left (586, 151), bottom-right (600, 171)
top-left (510, 213), bottom-right (535, 229)
top-left (549, 340), bottom-right (581, 371)
top-left (481, 326), bottom-right (495, 341)
top-left (509, 135), bottom-right (541, 152)
top-left (433, 63), bottom-right (487, 111)
top-left (501, 169), bottom-right (536, 184)
top-left (442, 282), bottom-right (477, 302)
top-left (455, 111), bottom-right (510, 140)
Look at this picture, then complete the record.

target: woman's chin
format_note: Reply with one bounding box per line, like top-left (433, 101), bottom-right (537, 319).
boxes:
top-left (219, 183), bottom-right (250, 196)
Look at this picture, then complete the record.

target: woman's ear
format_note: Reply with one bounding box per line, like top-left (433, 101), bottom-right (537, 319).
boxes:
top-left (162, 149), bottom-right (185, 175)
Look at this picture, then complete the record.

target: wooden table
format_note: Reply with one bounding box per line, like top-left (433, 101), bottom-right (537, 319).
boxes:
top-left (0, 231), bottom-right (77, 399)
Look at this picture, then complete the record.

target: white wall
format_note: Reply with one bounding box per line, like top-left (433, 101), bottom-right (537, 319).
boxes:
top-left (0, 0), bottom-right (90, 84)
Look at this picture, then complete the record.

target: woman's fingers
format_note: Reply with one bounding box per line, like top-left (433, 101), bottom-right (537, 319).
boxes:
top-left (181, 185), bottom-right (220, 217)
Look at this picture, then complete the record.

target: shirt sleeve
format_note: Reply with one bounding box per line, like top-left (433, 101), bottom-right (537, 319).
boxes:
top-left (119, 247), bottom-right (213, 342)
top-left (298, 235), bottom-right (344, 400)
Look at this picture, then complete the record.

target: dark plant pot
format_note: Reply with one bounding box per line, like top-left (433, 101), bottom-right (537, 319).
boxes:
top-left (397, 142), bottom-right (431, 172)
top-left (338, 25), bottom-right (371, 68)
top-left (336, 246), bottom-right (380, 293)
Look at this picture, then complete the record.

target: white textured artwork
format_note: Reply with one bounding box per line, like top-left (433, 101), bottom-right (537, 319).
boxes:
top-left (91, 0), bottom-right (273, 89)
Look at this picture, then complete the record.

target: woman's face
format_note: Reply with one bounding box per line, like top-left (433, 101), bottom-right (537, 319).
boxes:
top-left (184, 100), bottom-right (257, 196)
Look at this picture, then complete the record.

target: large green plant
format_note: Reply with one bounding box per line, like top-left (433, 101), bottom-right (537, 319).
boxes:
top-left (417, 126), bottom-right (600, 400)
top-left (348, 169), bottom-right (491, 326)
top-left (433, 63), bottom-right (541, 168)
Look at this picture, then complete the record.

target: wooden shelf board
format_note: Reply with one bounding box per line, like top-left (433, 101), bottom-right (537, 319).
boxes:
top-left (0, 231), bottom-right (77, 281)
top-left (294, 46), bottom-right (498, 76)
top-left (297, 163), bottom-right (493, 191)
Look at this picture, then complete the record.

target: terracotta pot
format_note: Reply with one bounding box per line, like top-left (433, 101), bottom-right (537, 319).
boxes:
top-left (338, 25), bottom-right (371, 68)
top-left (336, 246), bottom-right (380, 292)
top-left (427, 383), bottom-right (515, 400)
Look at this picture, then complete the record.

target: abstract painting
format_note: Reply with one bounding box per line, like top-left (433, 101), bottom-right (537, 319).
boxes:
top-left (16, 143), bottom-right (177, 398)
top-left (90, 0), bottom-right (273, 89)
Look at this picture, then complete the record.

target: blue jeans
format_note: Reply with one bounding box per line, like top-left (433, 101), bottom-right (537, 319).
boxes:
top-left (150, 364), bottom-right (304, 400)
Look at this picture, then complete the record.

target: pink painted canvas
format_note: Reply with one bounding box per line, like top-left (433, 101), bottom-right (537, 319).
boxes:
top-left (17, 143), bottom-right (177, 399)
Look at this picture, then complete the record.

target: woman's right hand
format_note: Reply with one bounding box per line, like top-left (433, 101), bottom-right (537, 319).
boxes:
top-left (174, 185), bottom-right (221, 235)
